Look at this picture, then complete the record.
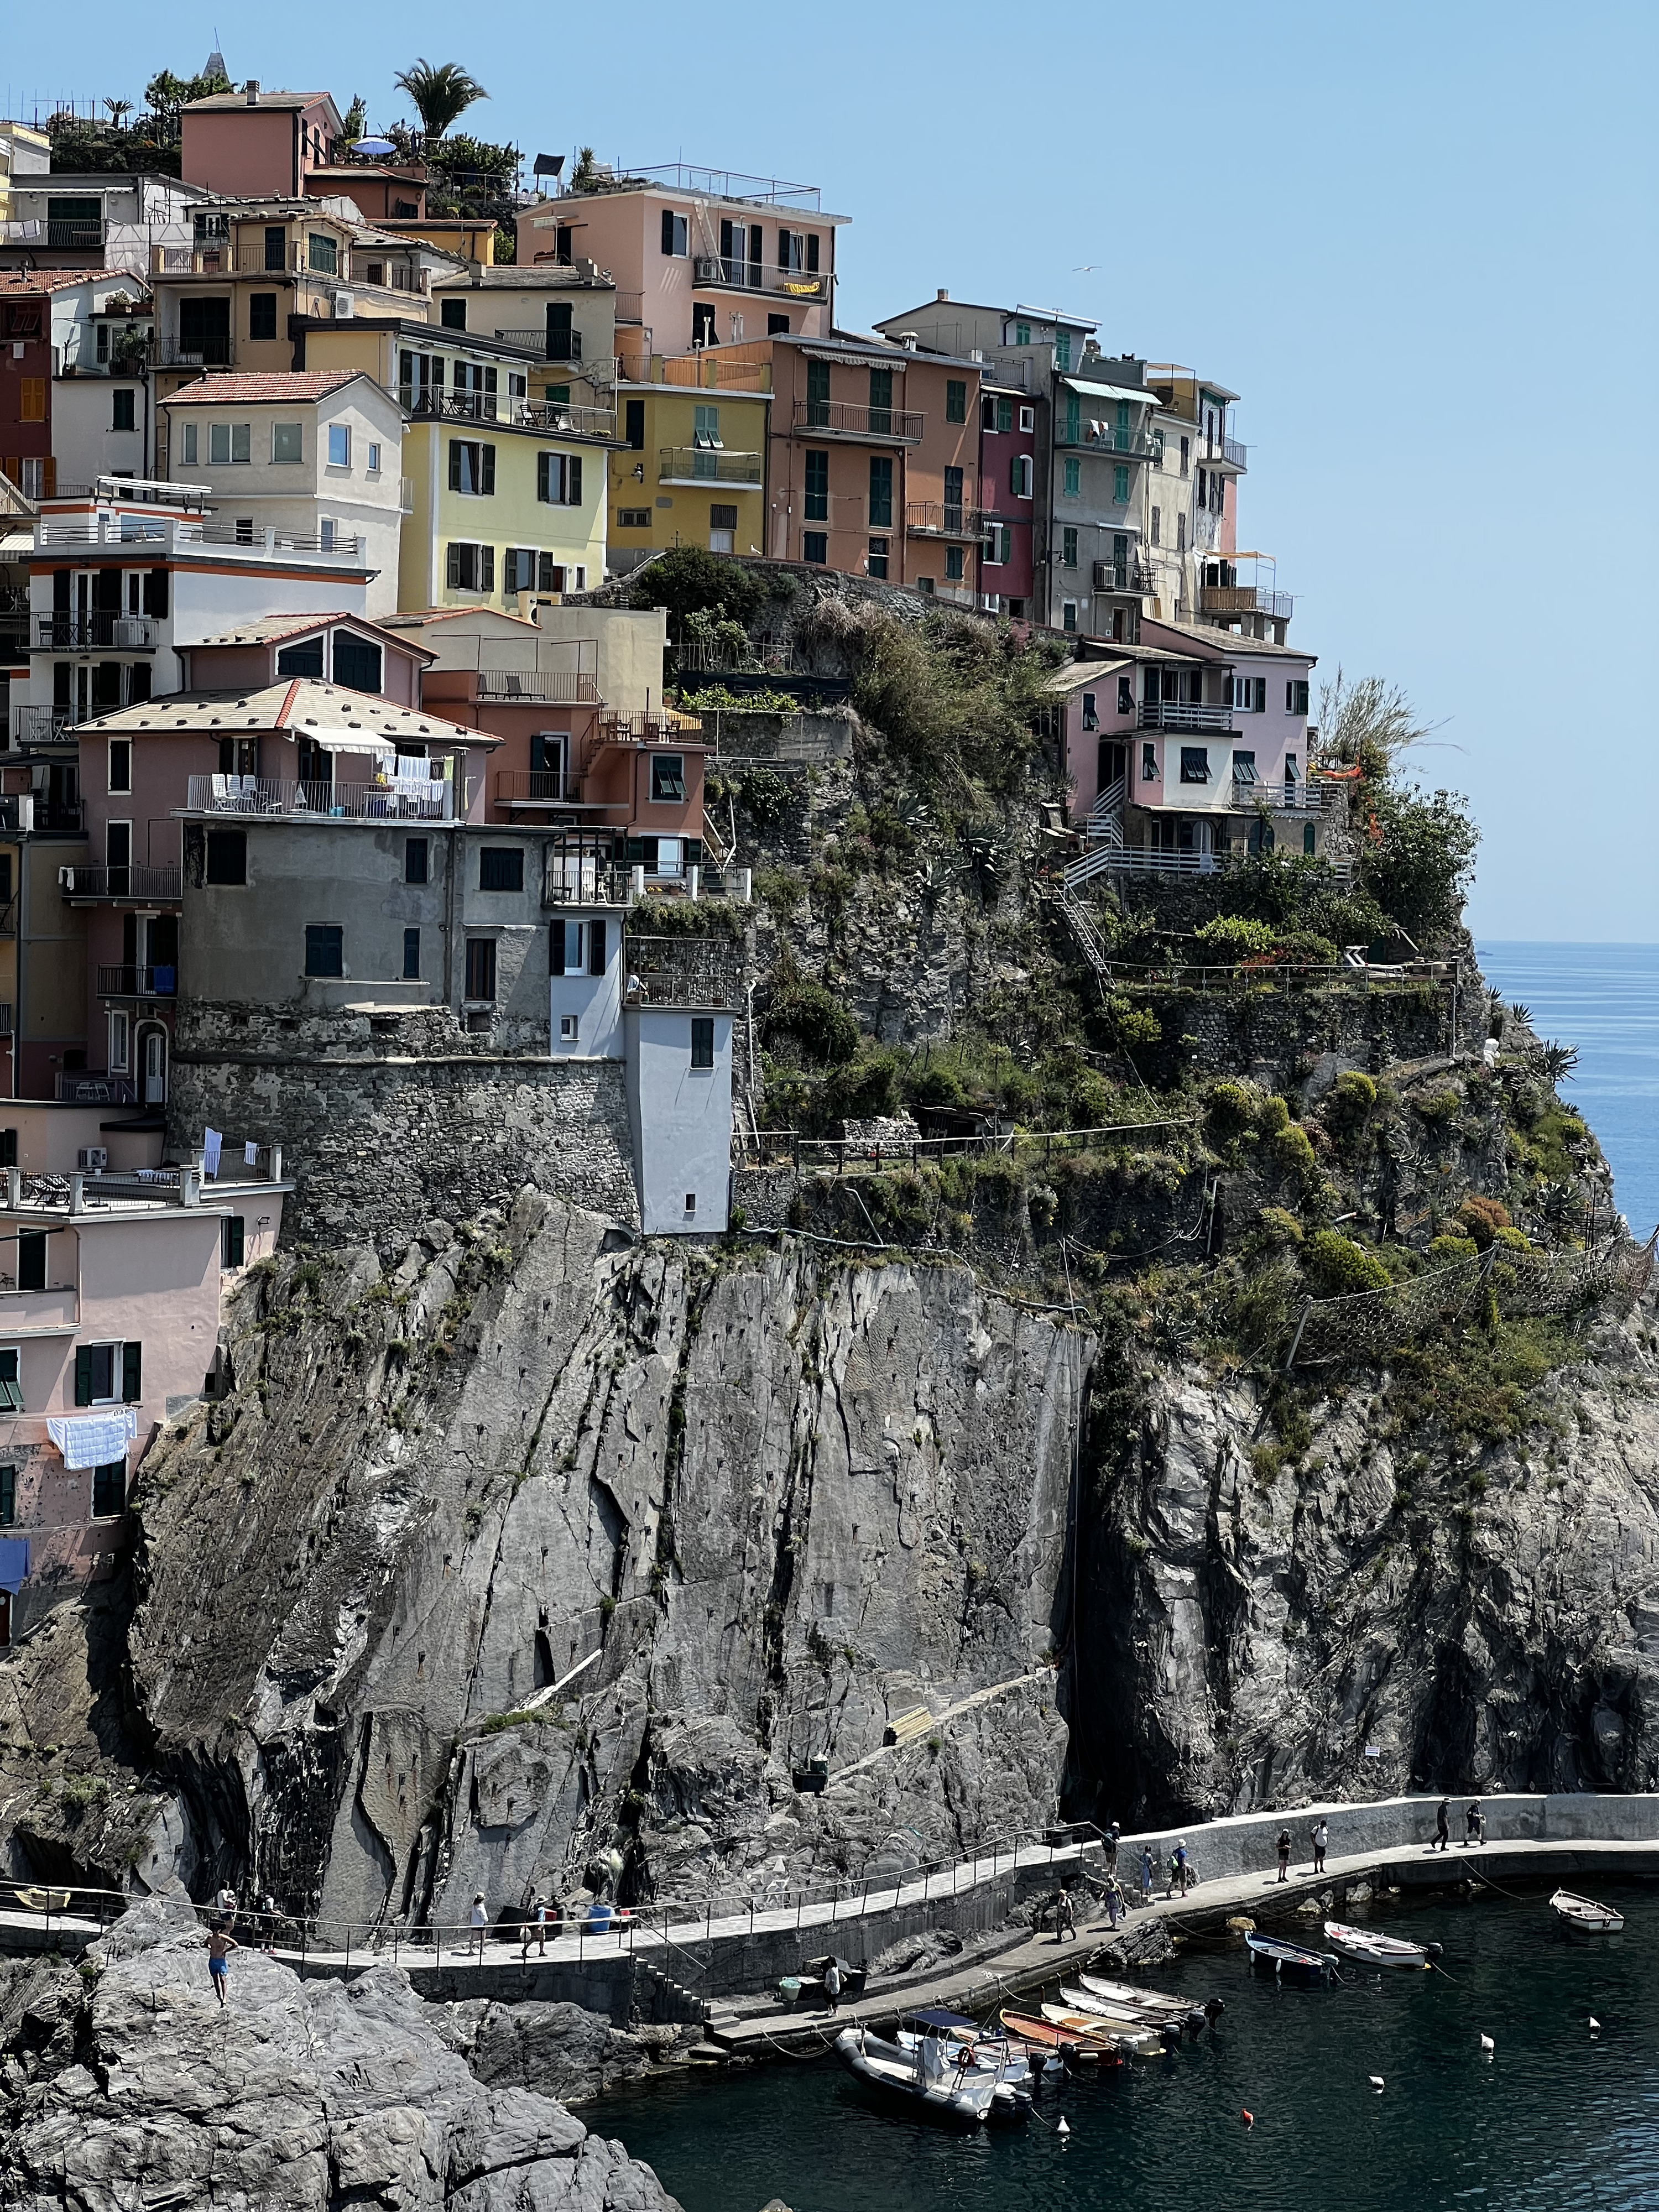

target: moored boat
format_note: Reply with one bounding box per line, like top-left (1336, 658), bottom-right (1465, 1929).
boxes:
top-left (833, 2025), bottom-right (997, 2125)
top-left (1079, 1970), bottom-right (1225, 2029)
top-left (1040, 2001), bottom-right (1167, 2056)
top-left (1323, 1920), bottom-right (1441, 1969)
top-left (1060, 1985), bottom-right (1191, 2048)
top-left (1551, 1890), bottom-right (1624, 1934)
top-left (998, 2008), bottom-right (1119, 2065)
top-left (1244, 1931), bottom-right (1337, 1984)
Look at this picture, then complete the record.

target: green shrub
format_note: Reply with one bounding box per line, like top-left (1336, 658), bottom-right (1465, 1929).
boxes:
top-left (680, 684), bottom-right (801, 714)
top-left (738, 769), bottom-right (795, 826)
top-left (1104, 996), bottom-right (1162, 1048)
top-left (1428, 1234), bottom-right (1480, 1265)
top-left (821, 1052), bottom-right (901, 1122)
top-left (1415, 1086), bottom-right (1462, 1123)
top-left (628, 545), bottom-right (774, 625)
top-left (765, 975), bottom-right (859, 1065)
top-left (1207, 1080), bottom-right (1256, 1139)
top-left (1258, 1094), bottom-right (1292, 1136)
top-left (1194, 914), bottom-right (1278, 961)
top-left (1326, 1070), bottom-right (1378, 1135)
top-left (1493, 1224), bottom-right (1531, 1254)
top-left (1457, 1194), bottom-right (1511, 1248)
top-left (1255, 1206), bottom-right (1305, 1247)
top-left (908, 1065), bottom-right (968, 1111)
top-left (1271, 1123), bottom-right (1319, 1188)
top-left (1305, 1230), bottom-right (1391, 1297)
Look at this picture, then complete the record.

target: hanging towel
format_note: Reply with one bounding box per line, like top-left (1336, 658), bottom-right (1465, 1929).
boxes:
top-left (0, 1536), bottom-right (28, 1593)
top-left (203, 1128), bottom-right (223, 1178)
top-left (46, 1407), bottom-right (138, 1471)
top-left (244, 1140), bottom-right (259, 1166)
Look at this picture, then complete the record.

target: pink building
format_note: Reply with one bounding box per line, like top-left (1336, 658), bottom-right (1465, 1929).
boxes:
top-left (0, 1137), bottom-right (290, 1642)
top-left (180, 86), bottom-right (345, 200)
top-left (978, 378), bottom-right (1037, 615)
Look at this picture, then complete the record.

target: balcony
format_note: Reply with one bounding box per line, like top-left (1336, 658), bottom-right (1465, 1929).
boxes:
top-left (543, 834), bottom-right (631, 905)
top-left (625, 935), bottom-right (740, 1009)
top-left (1230, 776), bottom-right (1322, 815)
top-left (1092, 559), bottom-right (1154, 595)
top-left (658, 446), bottom-right (763, 487)
top-left (183, 774), bottom-right (465, 823)
top-left (62, 864), bottom-right (184, 904)
top-left (692, 256), bottom-right (827, 301)
top-left (493, 327), bottom-right (583, 360)
top-left (12, 707), bottom-right (69, 747)
top-left (1199, 583), bottom-right (1294, 622)
top-left (400, 389), bottom-right (615, 437)
top-left (1138, 701), bottom-right (1233, 733)
top-left (35, 613), bottom-right (158, 652)
top-left (97, 963), bottom-right (176, 999)
top-left (790, 400), bottom-right (922, 444)
top-left (54, 1073), bottom-right (135, 1104)
top-left (1054, 421), bottom-right (1158, 456)
top-left (153, 243), bottom-right (310, 276)
top-left (498, 769), bottom-right (590, 808)
top-left (155, 336), bottom-right (236, 369)
top-left (174, 521), bottom-right (366, 559)
top-left (476, 669), bottom-right (602, 705)
top-left (614, 291), bottom-right (644, 325)
top-left (905, 502), bottom-right (986, 540)
top-left (45, 220), bottom-right (105, 249)
top-left (0, 1285), bottom-right (77, 1329)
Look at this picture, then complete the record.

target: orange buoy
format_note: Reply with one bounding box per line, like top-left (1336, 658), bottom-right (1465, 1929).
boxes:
top-left (1241, 2109), bottom-right (1254, 2127)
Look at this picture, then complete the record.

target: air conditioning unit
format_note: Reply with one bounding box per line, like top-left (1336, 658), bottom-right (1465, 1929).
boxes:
top-left (333, 291), bottom-right (354, 319)
top-left (693, 257), bottom-right (719, 282)
top-left (77, 1147), bottom-right (108, 1173)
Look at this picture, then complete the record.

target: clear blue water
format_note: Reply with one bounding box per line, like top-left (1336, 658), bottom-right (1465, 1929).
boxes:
top-left (1479, 943), bottom-right (1659, 1238)
top-left (601, 1889), bottom-right (1659, 2211)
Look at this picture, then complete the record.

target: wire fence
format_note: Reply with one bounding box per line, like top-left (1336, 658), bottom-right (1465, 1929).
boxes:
top-left (735, 1120), bottom-right (1192, 1173)
top-left (1286, 1232), bottom-right (1658, 1369)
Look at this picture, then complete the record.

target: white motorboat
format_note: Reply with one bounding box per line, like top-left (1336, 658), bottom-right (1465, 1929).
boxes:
top-left (1323, 1920), bottom-right (1441, 1970)
top-left (833, 2026), bottom-right (998, 2126)
top-left (1551, 1890), bottom-right (1624, 1934)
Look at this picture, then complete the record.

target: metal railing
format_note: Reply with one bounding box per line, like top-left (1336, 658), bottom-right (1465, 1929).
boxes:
top-left (905, 502), bottom-right (985, 539)
top-left (791, 400), bottom-right (923, 442)
top-left (1230, 776), bottom-right (1322, 814)
top-left (493, 327), bottom-right (583, 359)
top-left (1054, 421), bottom-right (1157, 455)
top-left (497, 768), bottom-right (588, 806)
top-left (399, 388), bottom-right (614, 437)
top-left (171, 522), bottom-right (366, 559)
top-left (55, 1073), bottom-right (135, 1103)
top-left (13, 707), bottom-right (69, 746)
top-left (627, 937), bottom-right (741, 1008)
top-left (63, 865), bottom-right (184, 901)
top-left (601, 710), bottom-right (701, 744)
top-left (45, 220), bottom-right (104, 248)
top-left (1199, 583), bottom-right (1294, 621)
top-left (693, 255), bottom-right (826, 299)
top-left (544, 858), bottom-right (632, 905)
top-left (1204, 435), bottom-right (1248, 467)
top-left (476, 669), bottom-right (601, 703)
top-left (1092, 559), bottom-right (1154, 594)
top-left (155, 337), bottom-right (234, 368)
top-left (184, 775), bottom-right (463, 822)
top-left (96, 963), bottom-right (176, 998)
top-left (658, 446), bottom-right (763, 485)
top-left (1138, 701), bottom-right (1232, 732)
top-left (34, 613), bottom-right (156, 651)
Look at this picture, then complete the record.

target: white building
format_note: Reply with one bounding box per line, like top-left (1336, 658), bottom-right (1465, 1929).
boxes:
top-left (158, 371), bottom-right (407, 616)
top-left (625, 1001), bottom-right (734, 1235)
top-left (0, 171), bottom-right (212, 283)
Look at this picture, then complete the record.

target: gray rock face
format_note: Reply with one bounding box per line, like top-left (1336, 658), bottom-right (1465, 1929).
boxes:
top-left (0, 1898), bottom-right (681, 2212)
top-left (467, 2001), bottom-right (692, 2106)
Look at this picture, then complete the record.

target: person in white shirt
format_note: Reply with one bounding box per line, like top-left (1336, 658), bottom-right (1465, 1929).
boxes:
top-left (469, 1892), bottom-right (489, 1957)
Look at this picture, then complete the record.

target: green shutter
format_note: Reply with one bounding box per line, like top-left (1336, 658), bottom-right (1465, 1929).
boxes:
top-left (75, 1345), bottom-right (92, 1406)
top-left (568, 455), bottom-right (581, 505)
top-left (0, 1465), bottom-right (13, 1524)
top-left (122, 1340), bottom-right (142, 1404)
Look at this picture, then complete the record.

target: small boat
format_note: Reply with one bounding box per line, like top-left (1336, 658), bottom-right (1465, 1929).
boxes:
top-left (895, 2010), bottom-right (1032, 2120)
top-left (998, 2009), bottom-right (1119, 2067)
top-left (1079, 1971), bottom-right (1225, 2028)
top-left (1060, 1986), bottom-right (1191, 2048)
top-left (1551, 1890), bottom-right (1624, 1934)
top-left (1323, 1921), bottom-right (1442, 1970)
top-left (834, 2025), bottom-right (997, 2126)
top-left (1245, 1931), bottom-right (1337, 1984)
top-left (1040, 2002), bottom-right (1168, 2057)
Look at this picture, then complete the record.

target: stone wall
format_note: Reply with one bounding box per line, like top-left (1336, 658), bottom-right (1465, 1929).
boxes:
top-left (169, 1003), bottom-right (638, 1251)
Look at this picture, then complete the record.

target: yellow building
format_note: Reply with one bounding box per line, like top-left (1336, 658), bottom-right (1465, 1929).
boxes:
top-left (0, 123), bottom-right (50, 227)
top-left (609, 362), bottom-right (770, 567)
top-left (298, 317), bottom-right (611, 609)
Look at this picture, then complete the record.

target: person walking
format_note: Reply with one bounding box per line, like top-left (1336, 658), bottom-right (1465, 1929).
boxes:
top-left (1104, 1874), bottom-right (1123, 1930)
top-left (1466, 1801), bottom-right (1485, 1847)
top-left (1139, 1846), bottom-right (1154, 1906)
top-left (519, 1892), bottom-right (549, 1962)
top-left (1311, 1819), bottom-right (1328, 1876)
top-left (1276, 1827), bottom-right (1292, 1882)
top-left (1104, 1822), bottom-right (1121, 1877)
top-left (1433, 1798), bottom-right (1451, 1851)
top-left (469, 1891), bottom-right (489, 1958)
top-left (1174, 1841), bottom-right (1190, 1898)
top-left (205, 1922), bottom-right (238, 2006)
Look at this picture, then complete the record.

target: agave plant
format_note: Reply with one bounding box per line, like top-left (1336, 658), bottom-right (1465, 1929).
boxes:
top-left (392, 59), bottom-right (488, 140)
top-left (1535, 1040), bottom-right (1579, 1086)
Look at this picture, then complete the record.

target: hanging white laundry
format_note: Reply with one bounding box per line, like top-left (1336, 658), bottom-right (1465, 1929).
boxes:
top-left (244, 1140), bottom-right (259, 1166)
top-left (203, 1128), bottom-right (223, 1178)
top-left (46, 1407), bottom-right (138, 1471)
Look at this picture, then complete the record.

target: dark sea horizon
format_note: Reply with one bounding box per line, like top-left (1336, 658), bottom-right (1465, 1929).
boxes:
top-left (1477, 942), bottom-right (1659, 1239)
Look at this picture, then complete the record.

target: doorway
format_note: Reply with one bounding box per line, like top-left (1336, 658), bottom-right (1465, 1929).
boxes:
top-left (139, 1024), bottom-right (167, 1104)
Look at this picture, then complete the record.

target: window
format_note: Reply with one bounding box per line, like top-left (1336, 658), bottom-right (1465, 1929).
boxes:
top-left (1180, 746), bottom-right (1210, 783)
top-left (405, 836), bottom-right (429, 884)
top-left (16, 1232), bottom-right (45, 1293)
top-left (804, 449), bottom-right (829, 523)
top-left (1081, 692), bottom-right (1098, 732)
top-left (1141, 741), bottom-right (1157, 781)
top-left (205, 829), bottom-right (247, 885)
top-left (439, 296), bottom-right (467, 330)
top-left (307, 233), bottom-right (338, 275)
top-left (75, 1340), bottom-right (139, 1406)
top-left (0, 1463), bottom-right (12, 1524)
top-left (1118, 676), bottom-right (1134, 716)
top-left (332, 632), bottom-right (381, 694)
top-left (1113, 463), bottom-right (1130, 504)
top-left (660, 210), bottom-right (688, 256)
top-left (802, 530), bottom-right (827, 565)
top-left (536, 451), bottom-right (582, 504)
top-left (1150, 507), bottom-right (1161, 546)
top-left (709, 502), bottom-right (738, 552)
top-left (1232, 750), bottom-right (1256, 785)
top-left (1245, 676), bottom-right (1267, 713)
top-left (367, 441), bottom-right (380, 473)
top-left (651, 753), bottom-right (686, 802)
top-left (692, 403), bottom-right (721, 451)
top-left (1062, 457), bottom-right (1081, 498)
top-left (504, 547), bottom-right (538, 593)
top-left (19, 379), bottom-right (45, 424)
top-left (327, 423), bottom-right (351, 467)
top-left (1055, 331), bottom-right (1071, 371)
top-left (587, 917), bottom-right (606, 975)
top-left (446, 541), bottom-right (495, 592)
top-left (690, 1017), bottom-right (714, 1070)
top-left (1303, 822), bottom-right (1317, 857)
top-left (1061, 526), bottom-right (1078, 567)
top-left (617, 507), bottom-right (650, 528)
top-left (868, 455), bottom-right (893, 528)
top-left (1014, 321), bottom-right (1031, 346)
top-left (465, 937), bottom-right (497, 1001)
top-left (1179, 435), bottom-right (1190, 475)
top-left (806, 358), bottom-right (831, 427)
top-left (92, 1461), bottom-right (126, 1517)
top-left (915, 573), bottom-right (934, 594)
top-left (108, 739), bottom-right (132, 794)
top-left (450, 440), bottom-right (495, 495)
top-left (208, 422), bottom-right (252, 464)
top-left (1011, 454), bottom-right (1032, 499)
top-left (867, 536), bottom-right (889, 581)
top-left (222, 1213), bottom-right (246, 1270)
top-left (276, 637), bottom-right (324, 679)
top-left (945, 544), bottom-right (964, 582)
top-left (479, 846), bottom-right (524, 892)
top-left (1062, 602), bottom-right (1077, 633)
top-left (868, 368), bottom-right (893, 431)
top-left (249, 292), bottom-right (278, 341)
top-left (1197, 467), bottom-right (1208, 511)
top-left (180, 422), bottom-right (198, 466)
top-left (945, 378), bottom-right (966, 424)
top-left (768, 312), bottom-right (790, 335)
top-left (402, 926), bottom-right (421, 980)
top-left (272, 421), bottom-right (302, 463)
top-left (983, 521), bottom-right (1010, 565)
top-left (143, 569), bottom-right (168, 618)
top-left (109, 1010), bottom-right (129, 1072)
top-left (1286, 679), bottom-right (1310, 715)
top-left (1176, 513), bottom-right (1186, 554)
top-left (304, 924), bottom-right (343, 977)
top-left (110, 388), bottom-right (135, 432)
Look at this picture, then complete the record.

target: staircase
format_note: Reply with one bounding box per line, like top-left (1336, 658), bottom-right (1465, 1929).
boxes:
top-left (632, 1955), bottom-right (713, 2027)
top-left (1047, 883), bottom-right (1112, 993)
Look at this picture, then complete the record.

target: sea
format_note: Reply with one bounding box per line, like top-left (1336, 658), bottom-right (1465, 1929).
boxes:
top-left (1478, 942), bottom-right (1659, 1239)
top-left (601, 1887), bottom-right (1659, 2212)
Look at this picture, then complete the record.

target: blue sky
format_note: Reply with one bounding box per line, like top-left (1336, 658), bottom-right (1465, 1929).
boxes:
top-left (8, 0), bottom-right (1656, 940)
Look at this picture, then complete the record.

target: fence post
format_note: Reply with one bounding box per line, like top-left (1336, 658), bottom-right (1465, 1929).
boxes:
top-left (345, 1924), bottom-right (351, 1977)
top-left (1284, 1297), bottom-right (1313, 1373)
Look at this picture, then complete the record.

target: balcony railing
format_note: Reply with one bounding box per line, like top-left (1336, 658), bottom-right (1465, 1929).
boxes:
top-left (790, 400), bottom-right (923, 443)
top-left (173, 521), bottom-right (366, 559)
top-left (13, 707), bottom-right (69, 747)
top-left (46, 220), bottom-right (105, 249)
top-left (476, 669), bottom-right (602, 704)
top-left (493, 327), bottom-right (583, 360)
top-left (155, 244), bottom-right (310, 276)
top-left (35, 613), bottom-right (158, 651)
top-left (1204, 436), bottom-right (1248, 468)
top-left (599, 709), bottom-right (701, 745)
top-left (1054, 421), bottom-right (1158, 455)
top-left (905, 501), bottom-right (987, 540)
top-left (55, 1073), bottom-right (135, 1104)
top-left (184, 774), bottom-right (464, 822)
top-left (1138, 701), bottom-right (1233, 732)
top-left (625, 936), bottom-right (740, 1009)
top-left (399, 388), bottom-right (615, 437)
top-left (62, 864), bottom-right (184, 902)
top-left (1230, 777), bottom-right (1322, 815)
top-left (693, 255), bottom-right (826, 300)
top-left (1199, 583), bottom-right (1294, 622)
top-left (542, 834), bottom-right (632, 905)
top-left (614, 291), bottom-right (644, 324)
top-left (156, 337), bottom-right (234, 368)
top-left (97, 963), bottom-right (176, 999)
top-left (498, 769), bottom-right (589, 807)
top-left (1092, 559), bottom-right (1154, 594)
top-left (658, 446), bottom-right (763, 486)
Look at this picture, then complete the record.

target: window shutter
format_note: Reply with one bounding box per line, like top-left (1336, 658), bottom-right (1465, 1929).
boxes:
top-left (449, 442), bottom-right (463, 492)
top-left (549, 921), bottom-right (567, 975)
top-left (481, 545), bottom-right (494, 590)
top-left (481, 445), bottom-right (495, 495)
top-left (75, 1345), bottom-right (93, 1406)
top-left (537, 451), bottom-right (551, 502)
top-left (661, 208), bottom-right (675, 255)
top-left (588, 917), bottom-right (606, 975)
top-left (567, 455), bottom-right (581, 505)
top-left (806, 233), bottom-right (820, 273)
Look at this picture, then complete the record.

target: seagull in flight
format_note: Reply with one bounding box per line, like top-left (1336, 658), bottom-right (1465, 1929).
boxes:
top-left (1073, 264), bottom-right (1101, 272)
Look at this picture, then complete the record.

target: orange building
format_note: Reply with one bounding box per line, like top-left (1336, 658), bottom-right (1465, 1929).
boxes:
top-left (180, 86), bottom-right (345, 200)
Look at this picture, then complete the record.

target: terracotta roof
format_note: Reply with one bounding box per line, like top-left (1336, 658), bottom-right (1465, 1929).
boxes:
top-left (160, 370), bottom-right (368, 406)
top-left (186, 612), bottom-right (435, 660)
top-left (0, 269), bottom-right (140, 296)
top-left (79, 680), bottom-right (490, 746)
top-left (379, 607), bottom-right (537, 631)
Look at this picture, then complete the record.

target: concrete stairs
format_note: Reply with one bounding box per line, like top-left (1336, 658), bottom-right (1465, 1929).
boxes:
top-left (631, 1955), bottom-right (713, 2028)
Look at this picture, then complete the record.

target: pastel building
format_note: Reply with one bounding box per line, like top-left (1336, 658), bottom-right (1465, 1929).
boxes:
top-left (1, 269), bottom-right (154, 500)
top-left (609, 369), bottom-right (770, 567)
top-left (179, 86), bottom-right (345, 200)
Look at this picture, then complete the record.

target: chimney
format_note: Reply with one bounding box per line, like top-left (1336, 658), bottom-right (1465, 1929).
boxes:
top-left (936, 287), bottom-right (948, 301)
top-left (898, 331), bottom-right (918, 350)
top-left (245, 80), bottom-right (259, 105)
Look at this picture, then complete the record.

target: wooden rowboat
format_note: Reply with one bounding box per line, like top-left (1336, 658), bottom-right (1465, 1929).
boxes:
top-left (1323, 1920), bottom-right (1441, 1970)
top-left (1244, 1931), bottom-right (1337, 1984)
top-left (998, 2009), bottom-right (1118, 2065)
top-left (1040, 2002), bottom-right (1167, 2057)
top-left (1551, 1890), bottom-right (1624, 1934)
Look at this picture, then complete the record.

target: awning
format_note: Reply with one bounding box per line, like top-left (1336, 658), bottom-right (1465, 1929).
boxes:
top-left (293, 728), bottom-right (399, 757)
top-left (1061, 378), bottom-right (1154, 407)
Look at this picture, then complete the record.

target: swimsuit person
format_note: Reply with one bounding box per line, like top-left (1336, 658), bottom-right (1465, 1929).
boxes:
top-left (206, 1923), bottom-right (238, 2006)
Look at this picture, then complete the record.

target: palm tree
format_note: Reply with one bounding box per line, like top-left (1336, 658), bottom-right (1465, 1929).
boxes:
top-left (392, 59), bottom-right (487, 140)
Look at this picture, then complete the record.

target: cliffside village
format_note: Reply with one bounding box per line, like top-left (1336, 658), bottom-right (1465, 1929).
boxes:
top-left (0, 84), bottom-right (1321, 1640)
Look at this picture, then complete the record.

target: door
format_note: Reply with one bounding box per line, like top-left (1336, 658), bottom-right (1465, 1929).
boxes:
top-left (1095, 741), bottom-right (1127, 807)
top-left (546, 301), bottom-right (575, 361)
top-left (806, 359), bottom-right (831, 428)
top-left (141, 1026), bottom-right (166, 1104)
